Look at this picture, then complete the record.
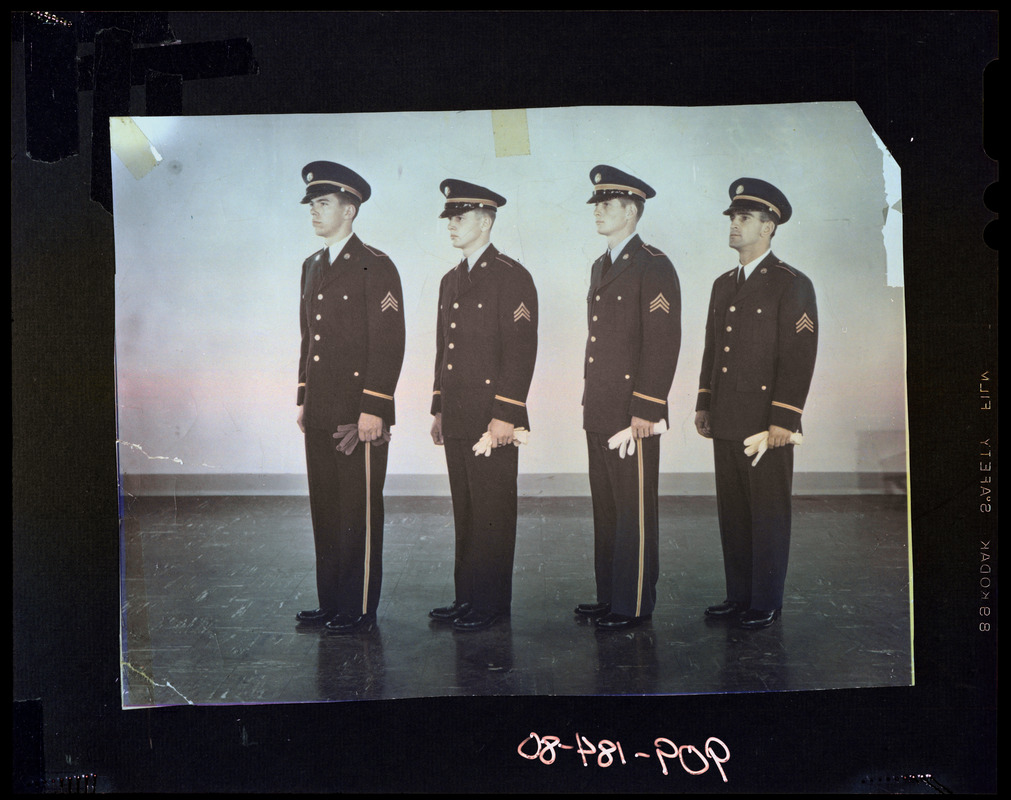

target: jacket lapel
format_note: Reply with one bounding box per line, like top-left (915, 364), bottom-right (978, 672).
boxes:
top-left (597, 234), bottom-right (641, 290)
top-left (455, 244), bottom-right (497, 299)
top-left (736, 251), bottom-right (776, 299)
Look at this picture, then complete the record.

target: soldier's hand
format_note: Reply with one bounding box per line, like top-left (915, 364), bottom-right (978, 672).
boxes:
top-left (630, 416), bottom-right (655, 439)
top-left (487, 418), bottom-right (515, 447)
top-left (767, 424), bottom-right (793, 448)
top-left (694, 410), bottom-right (712, 439)
top-left (431, 412), bottom-right (444, 446)
top-left (358, 412), bottom-right (383, 442)
top-left (297, 406), bottom-right (305, 433)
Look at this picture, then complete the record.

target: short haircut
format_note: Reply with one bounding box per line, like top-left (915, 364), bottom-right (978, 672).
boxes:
top-left (472, 206), bottom-right (497, 228)
top-left (756, 209), bottom-right (778, 238)
top-left (617, 195), bottom-right (645, 221)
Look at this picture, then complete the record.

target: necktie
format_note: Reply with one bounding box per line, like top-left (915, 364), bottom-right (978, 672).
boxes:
top-left (736, 266), bottom-right (745, 289)
top-left (602, 250), bottom-right (613, 278)
top-left (323, 247), bottom-right (331, 266)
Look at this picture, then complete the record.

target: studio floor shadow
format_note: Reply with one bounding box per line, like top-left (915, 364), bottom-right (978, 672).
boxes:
top-left (120, 493), bottom-right (912, 707)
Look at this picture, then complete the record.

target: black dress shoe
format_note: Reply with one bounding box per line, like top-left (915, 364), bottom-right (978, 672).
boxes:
top-left (429, 601), bottom-right (472, 622)
top-left (594, 612), bottom-right (649, 631)
top-left (574, 602), bottom-right (611, 618)
top-left (296, 608), bottom-right (336, 625)
top-left (324, 612), bottom-right (377, 634)
top-left (737, 608), bottom-right (781, 630)
top-left (452, 609), bottom-right (505, 631)
top-left (704, 600), bottom-right (748, 618)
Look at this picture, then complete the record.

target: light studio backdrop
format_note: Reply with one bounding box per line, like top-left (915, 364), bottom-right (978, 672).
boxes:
top-left (113, 102), bottom-right (905, 496)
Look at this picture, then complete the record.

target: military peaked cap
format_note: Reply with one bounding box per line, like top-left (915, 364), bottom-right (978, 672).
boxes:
top-left (438, 179), bottom-right (506, 218)
top-left (586, 164), bottom-right (656, 204)
top-left (300, 161), bottom-right (371, 205)
top-left (723, 177), bottom-right (791, 223)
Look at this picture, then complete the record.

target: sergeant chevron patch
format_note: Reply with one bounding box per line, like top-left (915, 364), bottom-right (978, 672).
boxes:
top-left (513, 302), bottom-right (532, 322)
top-left (795, 312), bottom-right (815, 333)
top-left (649, 293), bottom-right (670, 314)
top-left (381, 292), bottom-right (399, 312)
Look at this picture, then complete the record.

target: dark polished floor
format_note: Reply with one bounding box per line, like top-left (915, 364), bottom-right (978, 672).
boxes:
top-left (121, 493), bottom-right (912, 707)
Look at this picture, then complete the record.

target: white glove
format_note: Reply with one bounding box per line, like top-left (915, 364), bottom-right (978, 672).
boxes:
top-left (743, 430), bottom-right (803, 466)
top-left (608, 420), bottom-right (668, 459)
top-left (473, 427), bottom-right (529, 457)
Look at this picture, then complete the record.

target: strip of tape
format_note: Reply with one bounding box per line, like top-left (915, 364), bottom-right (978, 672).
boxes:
top-left (491, 109), bottom-right (530, 157)
top-left (110, 117), bottom-right (162, 179)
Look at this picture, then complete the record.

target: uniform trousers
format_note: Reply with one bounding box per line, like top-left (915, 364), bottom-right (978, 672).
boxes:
top-left (586, 431), bottom-right (661, 618)
top-left (713, 436), bottom-right (794, 611)
top-left (304, 426), bottom-right (387, 616)
top-left (443, 437), bottom-right (519, 615)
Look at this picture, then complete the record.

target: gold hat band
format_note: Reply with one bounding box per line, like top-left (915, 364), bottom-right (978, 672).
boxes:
top-left (592, 183), bottom-right (647, 200)
top-left (444, 196), bottom-right (499, 208)
top-left (733, 194), bottom-right (782, 219)
top-left (306, 180), bottom-right (363, 201)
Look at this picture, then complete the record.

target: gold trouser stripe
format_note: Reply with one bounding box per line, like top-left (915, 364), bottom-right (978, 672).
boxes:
top-left (362, 441), bottom-right (372, 615)
top-left (636, 444), bottom-right (645, 617)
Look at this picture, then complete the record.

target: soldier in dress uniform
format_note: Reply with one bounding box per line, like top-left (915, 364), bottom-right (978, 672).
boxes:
top-left (575, 165), bottom-right (682, 632)
top-left (429, 179), bottom-right (539, 632)
top-left (694, 178), bottom-right (818, 630)
top-left (293, 161), bottom-right (406, 634)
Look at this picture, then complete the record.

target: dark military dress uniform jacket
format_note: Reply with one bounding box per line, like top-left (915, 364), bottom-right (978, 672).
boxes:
top-left (430, 244), bottom-right (538, 615)
top-left (430, 245), bottom-right (538, 438)
top-left (695, 252), bottom-right (817, 442)
top-left (695, 251), bottom-right (817, 612)
top-left (583, 234), bottom-right (681, 435)
top-left (298, 233), bottom-right (405, 429)
top-left (297, 233), bottom-right (405, 618)
top-left (582, 234), bottom-right (680, 619)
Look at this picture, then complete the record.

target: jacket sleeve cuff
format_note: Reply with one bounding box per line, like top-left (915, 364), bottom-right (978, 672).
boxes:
top-left (769, 400), bottom-right (803, 431)
top-left (360, 388), bottom-right (394, 422)
top-left (695, 388), bottom-right (711, 412)
top-left (629, 390), bottom-right (668, 422)
top-left (491, 394), bottom-right (528, 427)
top-left (430, 390), bottom-right (442, 416)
